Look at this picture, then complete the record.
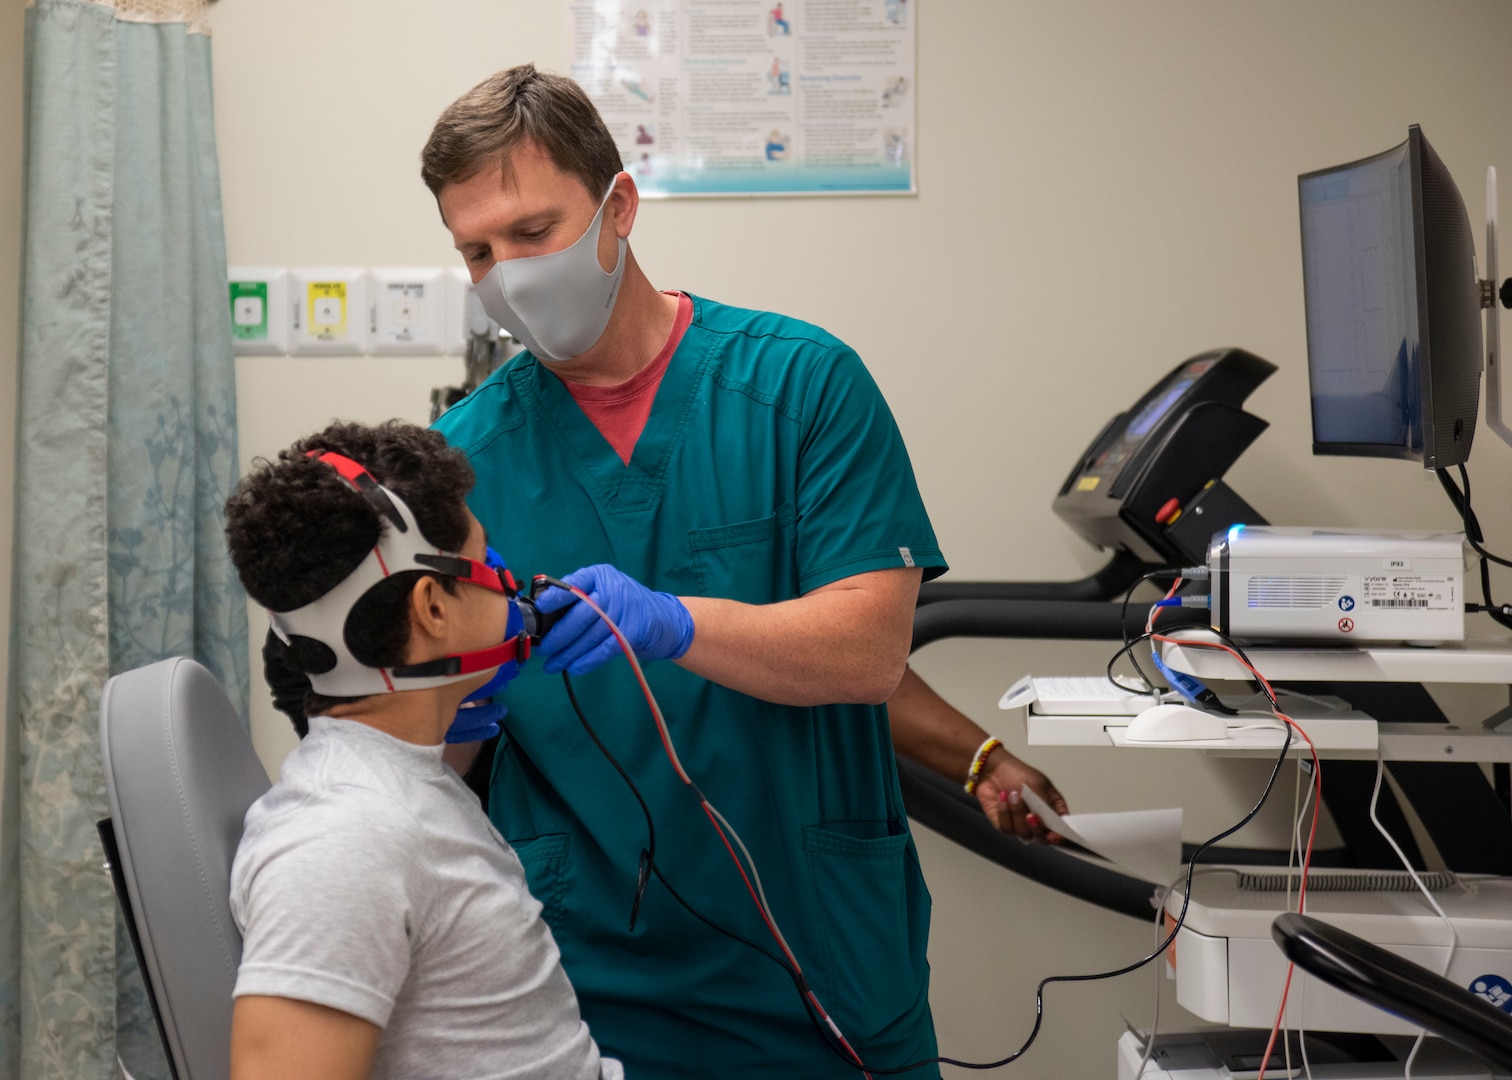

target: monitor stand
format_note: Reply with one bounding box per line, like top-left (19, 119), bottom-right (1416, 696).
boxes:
top-left (1482, 166), bottom-right (1512, 450)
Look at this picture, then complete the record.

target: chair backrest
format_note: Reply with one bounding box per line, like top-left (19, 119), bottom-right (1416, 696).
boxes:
top-left (1273, 911), bottom-right (1512, 1073)
top-left (100, 657), bottom-right (271, 1080)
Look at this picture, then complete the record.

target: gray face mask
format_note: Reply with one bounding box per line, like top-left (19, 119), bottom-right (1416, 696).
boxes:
top-left (472, 181), bottom-right (626, 362)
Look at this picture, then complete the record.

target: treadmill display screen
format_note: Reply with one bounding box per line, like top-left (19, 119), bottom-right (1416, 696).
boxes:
top-left (1126, 377), bottom-right (1196, 441)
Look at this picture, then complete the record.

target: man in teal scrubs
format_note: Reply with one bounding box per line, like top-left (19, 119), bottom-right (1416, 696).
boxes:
top-left (419, 64), bottom-right (1060, 1078)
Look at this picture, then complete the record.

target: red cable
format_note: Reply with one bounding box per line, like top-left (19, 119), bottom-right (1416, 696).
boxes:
top-left (698, 802), bottom-right (801, 972)
top-left (541, 577), bottom-right (873, 1077)
top-left (1147, 577), bottom-right (1183, 633)
top-left (1151, 632), bottom-right (1323, 1080)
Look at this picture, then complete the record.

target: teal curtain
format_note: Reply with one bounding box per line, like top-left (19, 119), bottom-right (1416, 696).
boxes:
top-left (0, 2), bottom-right (249, 1077)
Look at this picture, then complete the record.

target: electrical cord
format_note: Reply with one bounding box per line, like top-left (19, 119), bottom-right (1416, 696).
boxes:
top-left (560, 673), bottom-right (655, 932)
top-left (1282, 755), bottom-right (1322, 1079)
top-left (548, 572), bottom-right (1301, 1075)
top-left (1131, 877), bottom-right (1183, 1079)
top-left (1438, 466), bottom-right (1512, 568)
top-left (1107, 624), bottom-right (1323, 1080)
top-left (560, 673), bottom-right (876, 1060)
top-left (1369, 751), bottom-right (1458, 1080)
top-left (848, 629), bottom-right (1304, 1074)
top-left (534, 575), bottom-right (876, 1077)
top-left (1185, 638), bottom-right (1318, 1076)
top-left (1113, 570), bottom-right (1182, 694)
top-left (1437, 466), bottom-right (1512, 633)
top-left (1285, 759), bottom-right (1316, 934)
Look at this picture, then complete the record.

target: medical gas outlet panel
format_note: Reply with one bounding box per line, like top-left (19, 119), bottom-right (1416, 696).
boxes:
top-left (229, 267), bottom-right (502, 357)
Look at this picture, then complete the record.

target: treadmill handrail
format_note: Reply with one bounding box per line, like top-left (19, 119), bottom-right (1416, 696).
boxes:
top-left (898, 757), bottom-right (1157, 921)
top-left (917, 550), bottom-right (1160, 606)
top-left (1274, 912), bottom-right (1512, 1072)
top-left (911, 597), bottom-right (1208, 653)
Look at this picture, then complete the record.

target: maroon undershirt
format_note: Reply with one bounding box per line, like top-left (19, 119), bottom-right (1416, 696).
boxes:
top-left (561, 292), bottom-right (694, 465)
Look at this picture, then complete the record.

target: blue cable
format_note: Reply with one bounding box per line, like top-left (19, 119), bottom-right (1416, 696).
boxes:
top-left (1149, 647), bottom-right (1210, 706)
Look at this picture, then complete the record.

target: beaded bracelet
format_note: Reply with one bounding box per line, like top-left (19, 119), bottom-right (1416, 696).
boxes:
top-left (963, 736), bottom-right (1003, 796)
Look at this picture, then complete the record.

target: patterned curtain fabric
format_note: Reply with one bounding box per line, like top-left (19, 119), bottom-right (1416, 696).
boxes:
top-left (0, 2), bottom-right (248, 1077)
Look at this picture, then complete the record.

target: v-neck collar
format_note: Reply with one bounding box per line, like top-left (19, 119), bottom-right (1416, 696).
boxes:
top-left (518, 294), bottom-right (712, 514)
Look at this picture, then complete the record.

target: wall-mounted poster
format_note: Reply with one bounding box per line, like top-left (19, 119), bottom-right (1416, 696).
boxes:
top-left (570, 0), bottom-right (916, 197)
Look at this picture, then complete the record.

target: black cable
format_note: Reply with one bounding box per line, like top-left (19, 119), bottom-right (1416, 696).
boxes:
top-left (1114, 570), bottom-right (1175, 694)
top-left (805, 630), bottom-right (1295, 1075)
top-left (553, 571), bottom-right (1295, 1075)
top-left (1453, 466), bottom-right (1512, 567)
top-left (561, 672), bottom-right (656, 931)
top-left (1458, 468), bottom-right (1512, 632)
top-left (562, 666), bottom-right (851, 1060)
top-left (1436, 468), bottom-right (1512, 632)
top-left (647, 863), bottom-right (844, 1055)
top-left (1105, 637), bottom-right (1152, 694)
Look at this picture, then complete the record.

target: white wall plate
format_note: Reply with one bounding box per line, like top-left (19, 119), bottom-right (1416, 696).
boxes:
top-left (367, 268), bottom-right (445, 355)
top-left (289, 268), bottom-right (367, 355)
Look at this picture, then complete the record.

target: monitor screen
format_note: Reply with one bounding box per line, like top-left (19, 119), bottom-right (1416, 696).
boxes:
top-left (1300, 141), bottom-right (1422, 457)
top-left (1298, 126), bottom-right (1481, 469)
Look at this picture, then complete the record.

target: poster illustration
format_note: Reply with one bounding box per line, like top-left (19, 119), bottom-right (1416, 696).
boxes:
top-left (571, 0), bottom-right (916, 196)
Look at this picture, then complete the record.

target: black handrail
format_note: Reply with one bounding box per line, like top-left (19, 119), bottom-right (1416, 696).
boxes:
top-left (912, 597), bottom-right (1207, 653)
top-left (1274, 912), bottom-right (1512, 1072)
top-left (916, 550), bottom-right (1159, 607)
top-left (898, 757), bottom-right (1157, 920)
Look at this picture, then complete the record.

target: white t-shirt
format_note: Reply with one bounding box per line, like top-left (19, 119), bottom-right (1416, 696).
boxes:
top-left (231, 716), bottom-right (622, 1080)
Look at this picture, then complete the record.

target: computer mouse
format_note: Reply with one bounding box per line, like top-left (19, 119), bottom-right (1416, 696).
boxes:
top-left (1124, 702), bottom-right (1229, 743)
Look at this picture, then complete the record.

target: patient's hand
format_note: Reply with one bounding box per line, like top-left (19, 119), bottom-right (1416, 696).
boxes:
top-left (231, 995), bottom-right (380, 1080)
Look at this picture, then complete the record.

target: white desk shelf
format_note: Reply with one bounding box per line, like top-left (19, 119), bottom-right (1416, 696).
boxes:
top-left (1157, 632), bottom-right (1512, 684)
top-left (1023, 709), bottom-right (1512, 762)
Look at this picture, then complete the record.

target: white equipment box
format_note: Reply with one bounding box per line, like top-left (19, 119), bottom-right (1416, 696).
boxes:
top-left (1165, 872), bottom-right (1512, 1036)
top-left (1116, 1029), bottom-right (1508, 1078)
top-left (1208, 527), bottom-right (1465, 644)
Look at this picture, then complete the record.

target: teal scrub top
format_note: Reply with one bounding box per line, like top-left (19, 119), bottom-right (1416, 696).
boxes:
top-left (433, 296), bottom-right (948, 1079)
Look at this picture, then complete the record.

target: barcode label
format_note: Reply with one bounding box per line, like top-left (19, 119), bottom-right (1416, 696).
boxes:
top-left (1362, 574), bottom-right (1456, 612)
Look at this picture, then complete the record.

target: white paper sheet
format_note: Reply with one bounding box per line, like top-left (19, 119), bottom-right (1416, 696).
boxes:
top-left (1020, 786), bottom-right (1182, 886)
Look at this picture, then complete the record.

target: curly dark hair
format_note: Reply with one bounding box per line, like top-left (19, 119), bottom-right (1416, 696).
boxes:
top-left (225, 420), bottom-right (475, 723)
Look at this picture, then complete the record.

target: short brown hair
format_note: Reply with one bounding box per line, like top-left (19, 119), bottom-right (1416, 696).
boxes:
top-left (420, 63), bottom-right (622, 205)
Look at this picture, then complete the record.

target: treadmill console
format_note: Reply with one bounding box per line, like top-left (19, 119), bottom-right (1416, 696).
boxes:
top-left (1053, 348), bottom-right (1276, 565)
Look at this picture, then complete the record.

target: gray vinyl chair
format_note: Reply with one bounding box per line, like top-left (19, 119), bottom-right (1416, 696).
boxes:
top-left (99, 657), bottom-right (271, 1080)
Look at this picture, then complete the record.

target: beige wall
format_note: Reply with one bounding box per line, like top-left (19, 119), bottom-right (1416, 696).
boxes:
top-left (0, 0), bottom-right (24, 794)
top-left (208, 3), bottom-right (1512, 1077)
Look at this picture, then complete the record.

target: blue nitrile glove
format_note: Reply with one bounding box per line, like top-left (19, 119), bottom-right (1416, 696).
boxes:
top-left (445, 701), bottom-right (507, 744)
top-left (535, 564), bottom-right (695, 677)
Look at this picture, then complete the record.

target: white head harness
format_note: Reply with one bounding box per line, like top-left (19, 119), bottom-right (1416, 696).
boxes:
top-left (266, 451), bottom-right (526, 698)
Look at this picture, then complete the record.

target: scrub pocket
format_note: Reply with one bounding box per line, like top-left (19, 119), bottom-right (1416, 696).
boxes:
top-left (508, 832), bottom-right (571, 930)
top-left (802, 821), bottom-right (930, 1038)
top-left (688, 503), bottom-right (796, 606)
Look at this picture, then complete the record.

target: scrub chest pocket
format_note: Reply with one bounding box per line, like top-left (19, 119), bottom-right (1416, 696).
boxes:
top-left (688, 503), bottom-right (797, 606)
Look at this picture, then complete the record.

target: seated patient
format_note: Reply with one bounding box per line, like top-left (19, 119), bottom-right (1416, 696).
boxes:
top-left (223, 419), bottom-right (621, 1080)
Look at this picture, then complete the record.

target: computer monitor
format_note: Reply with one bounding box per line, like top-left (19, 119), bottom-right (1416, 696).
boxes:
top-left (1299, 125), bottom-right (1483, 469)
